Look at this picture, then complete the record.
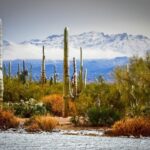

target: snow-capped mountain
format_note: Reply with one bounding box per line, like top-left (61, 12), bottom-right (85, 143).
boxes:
top-left (3, 31), bottom-right (150, 60)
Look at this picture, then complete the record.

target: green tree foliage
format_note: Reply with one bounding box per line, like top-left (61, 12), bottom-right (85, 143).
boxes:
top-left (3, 78), bottom-right (63, 102)
top-left (114, 52), bottom-right (150, 117)
top-left (76, 82), bottom-right (124, 116)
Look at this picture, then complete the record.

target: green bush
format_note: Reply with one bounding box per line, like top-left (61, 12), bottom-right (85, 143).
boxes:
top-left (13, 99), bottom-right (47, 117)
top-left (87, 106), bottom-right (120, 126)
top-left (3, 78), bottom-right (63, 103)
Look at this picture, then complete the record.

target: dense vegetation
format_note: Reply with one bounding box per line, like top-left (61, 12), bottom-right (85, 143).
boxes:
top-left (1, 52), bottom-right (150, 135)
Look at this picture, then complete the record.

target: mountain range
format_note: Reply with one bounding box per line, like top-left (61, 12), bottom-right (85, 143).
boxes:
top-left (3, 57), bottom-right (128, 82)
top-left (3, 31), bottom-right (150, 81)
top-left (3, 31), bottom-right (150, 60)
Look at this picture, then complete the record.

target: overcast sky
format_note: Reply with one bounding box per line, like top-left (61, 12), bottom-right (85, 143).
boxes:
top-left (0, 0), bottom-right (150, 42)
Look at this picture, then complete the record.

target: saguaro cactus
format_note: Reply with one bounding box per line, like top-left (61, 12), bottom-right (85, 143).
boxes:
top-left (8, 61), bottom-right (11, 78)
top-left (29, 64), bottom-right (32, 82)
top-left (79, 47), bottom-right (83, 92)
top-left (3, 63), bottom-right (7, 78)
top-left (17, 63), bottom-right (20, 79)
top-left (72, 57), bottom-right (77, 97)
top-left (20, 60), bottom-right (28, 84)
top-left (23, 60), bottom-right (25, 72)
top-left (53, 65), bottom-right (57, 84)
top-left (63, 27), bottom-right (70, 117)
top-left (83, 68), bottom-right (87, 88)
top-left (41, 46), bottom-right (46, 84)
top-left (0, 19), bottom-right (4, 101)
top-left (126, 64), bottom-right (129, 73)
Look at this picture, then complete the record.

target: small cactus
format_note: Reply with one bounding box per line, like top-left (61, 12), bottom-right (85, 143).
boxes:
top-left (53, 65), bottom-right (57, 84)
top-left (8, 61), bottom-right (11, 78)
top-left (17, 63), bottom-right (20, 79)
top-left (20, 60), bottom-right (28, 84)
top-left (29, 64), bottom-right (32, 82)
top-left (83, 68), bottom-right (87, 88)
top-left (49, 76), bottom-right (53, 85)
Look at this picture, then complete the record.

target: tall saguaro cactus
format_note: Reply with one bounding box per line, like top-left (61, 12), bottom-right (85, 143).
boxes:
top-left (63, 27), bottom-right (70, 117)
top-left (0, 19), bottom-right (4, 101)
top-left (79, 47), bottom-right (83, 92)
top-left (41, 46), bottom-right (46, 84)
top-left (72, 57), bottom-right (77, 97)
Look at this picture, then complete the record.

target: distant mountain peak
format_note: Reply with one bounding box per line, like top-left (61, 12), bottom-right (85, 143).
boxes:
top-left (46, 34), bottom-right (63, 39)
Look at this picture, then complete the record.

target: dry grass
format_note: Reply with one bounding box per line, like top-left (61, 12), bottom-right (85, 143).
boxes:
top-left (42, 94), bottom-right (63, 116)
top-left (0, 109), bottom-right (20, 130)
top-left (42, 94), bottom-right (77, 116)
top-left (69, 101), bottom-right (77, 116)
top-left (111, 117), bottom-right (150, 137)
top-left (25, 115), bottom-right (59, 132)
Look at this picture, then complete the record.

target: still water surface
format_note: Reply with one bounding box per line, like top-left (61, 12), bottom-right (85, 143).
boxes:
top-left (0, 131), bottom-right (150, 150)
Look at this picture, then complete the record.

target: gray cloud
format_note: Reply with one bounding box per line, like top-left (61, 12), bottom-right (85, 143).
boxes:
top-left (0, 0), bottom-right (150, 42)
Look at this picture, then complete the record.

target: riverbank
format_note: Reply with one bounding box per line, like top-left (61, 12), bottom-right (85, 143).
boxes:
top-left (0, 109), bottom-right (149, 137)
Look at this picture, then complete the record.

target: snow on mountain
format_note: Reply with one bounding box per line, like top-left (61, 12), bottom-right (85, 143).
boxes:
top-left (3, 32), bottom-right (150, 60)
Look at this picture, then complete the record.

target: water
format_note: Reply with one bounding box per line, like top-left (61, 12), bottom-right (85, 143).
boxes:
top-left (0, 131), bottom-right (150, 150)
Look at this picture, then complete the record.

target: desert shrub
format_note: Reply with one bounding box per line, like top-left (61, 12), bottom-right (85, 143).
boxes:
top-left (127, 105), bottom-right (150, 117)
top-left (114, 53), bottom-right (150, 117)
top-left (70, 116), bottom-right (88, 126)
top-left (142, 106), bottom-right (150, 117)
top-left (0, 109), bottom-right (19, 130)
top-left (70, 116), bottom-right (80, 126)
top-left (13, 99), bottom-right (47, 117)
top-left (87, 106), bottom-right (120, 126)
top-left (68, 101), bottom-right (77, 116)
top-left (4, 78), bottom-right (63, 103)
top-left (76, 92), bottom-right (94, 116)
top-left (25, 115), bottom-right (59, 132)
top-left (112, 117), bottom-right (150, 137)
top-left (4, 79), bottom-right (43, 102)
top-left (42, 94), bottom-right (63, 116)
top-left (42, 94), bottom-right (76, 116)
